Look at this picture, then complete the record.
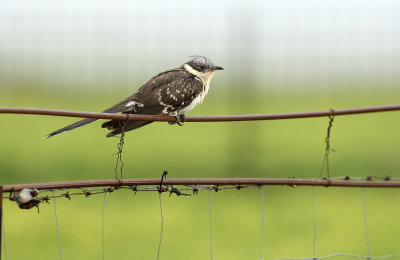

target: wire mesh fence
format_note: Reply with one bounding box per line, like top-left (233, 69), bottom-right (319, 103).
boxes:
top-left (3, 181), bottom-right (400, 260)
top-left (1, 104), bottom-right (400, 259)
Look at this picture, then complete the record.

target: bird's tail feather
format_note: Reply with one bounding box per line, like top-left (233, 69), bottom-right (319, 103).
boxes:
top-left (45, 118), bottom-right (98, 138)
top-left (102, 120), bottom-right (152, 137)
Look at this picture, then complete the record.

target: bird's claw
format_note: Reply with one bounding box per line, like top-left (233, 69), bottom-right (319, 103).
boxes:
top-left (169, 114), bottom-right (186, 126)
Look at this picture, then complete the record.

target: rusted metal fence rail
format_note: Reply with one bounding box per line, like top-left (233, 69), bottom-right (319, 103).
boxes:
top-left (3, 178), bottom-right (400, 192)
top-left (0, 104), bottom-right (399, 122)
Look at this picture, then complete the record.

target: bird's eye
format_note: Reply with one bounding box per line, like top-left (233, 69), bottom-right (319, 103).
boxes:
top-left (200, 66), bottom-right (206, 70)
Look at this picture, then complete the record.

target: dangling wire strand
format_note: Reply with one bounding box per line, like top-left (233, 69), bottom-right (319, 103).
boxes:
top-left (312, 186), bottom-right (317, 259)
top-left (362, 188), bottom-right (371, 258)
top-left (114, 116), bottom-right (129, 179)
top-left (114, 131), bottom-right (125, 179)
top-left (260, 186), bottom-right (264, 260)
top-left (1, 185), bottom-right (8, 260)
top-left (1, 210), bottom-right (7, 260)
top-left (1, 207), bottom-right (7, 260)
top-left (52, 190), bottom-right (63, 260)
top-left (102, 190), bottom-right (106, 260)
top-left (157, 192), bottom-right (164, 260)
top-left (209, 187), bottom-right (213, 260)
top-left (319, 111), bottom-right (335, 178)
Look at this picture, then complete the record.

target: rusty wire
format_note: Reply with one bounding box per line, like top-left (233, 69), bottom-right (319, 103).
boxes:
top-left (3, 177), bottom-right (400, 192)
top-left (3, 181), bottom-right (400, 260)
top-left (0, 104), bottom-right (399, 122)
top-left (2, 104), bottom-right (400, 260)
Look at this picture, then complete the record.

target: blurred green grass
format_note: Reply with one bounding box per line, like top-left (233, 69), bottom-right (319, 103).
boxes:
top-left (1, 86), bottom-right (400, 259)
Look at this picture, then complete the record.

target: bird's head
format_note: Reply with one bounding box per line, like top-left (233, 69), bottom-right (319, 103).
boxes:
top-left (183, 56), bottom-right (223, 85)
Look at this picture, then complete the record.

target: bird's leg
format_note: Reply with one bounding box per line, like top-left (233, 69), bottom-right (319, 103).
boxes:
top-left (168, 114), bottom-right (186, 126)
top-left (178, 114), bottom-right (186, 126)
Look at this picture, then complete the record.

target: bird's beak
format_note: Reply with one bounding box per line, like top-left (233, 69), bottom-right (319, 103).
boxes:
top-left (212, 65), bottom-right (224, 71)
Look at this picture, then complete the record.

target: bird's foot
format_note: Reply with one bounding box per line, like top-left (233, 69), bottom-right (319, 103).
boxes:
top-left (168, 114), bottom-right (186, 126)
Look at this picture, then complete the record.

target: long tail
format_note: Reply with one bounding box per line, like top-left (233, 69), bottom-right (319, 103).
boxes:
top-left (101, 120), bottom-right (152, 137)
top-left (45, 95), bottom-right (144, 138)
top-left (45, 118), bottom-right (98, 138)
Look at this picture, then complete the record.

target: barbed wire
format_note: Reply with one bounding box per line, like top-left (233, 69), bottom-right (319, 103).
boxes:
top-left (3, 183), bottom-right (400, 260)
top-left (3, 176), bottom-right (400, 193)
top-left (2, 104), bottom-right (400, 259)
top-left (0, 104), bottom-right (399, 122)
top-left (2, 184), bottom-right (261, 201)
top-left (2, 175), bottom-right (400, 210)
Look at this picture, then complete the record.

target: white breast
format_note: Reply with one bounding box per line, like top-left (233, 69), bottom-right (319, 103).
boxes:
top-left (178, 82), bottom-right (209, 114)
top-left (178, 64), bottom-right (216, 115)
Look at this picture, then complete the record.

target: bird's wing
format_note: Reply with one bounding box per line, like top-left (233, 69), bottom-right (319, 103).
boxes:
top-left (142, 72), bottom-right (204, 115)
top-left (47, 68), bottom-right (204, 138)
top-left (46, 69), bottom-right (182, 138)
top-left (102, 70), bottom-right (204, 137)
top-left (103, 68), bottom-right (184, 114)
top-left (106, 68), bottom-right (204, 115)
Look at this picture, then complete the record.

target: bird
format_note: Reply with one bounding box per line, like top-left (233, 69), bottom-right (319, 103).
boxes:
top-left (46, 56), bottom-right (223, 138)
